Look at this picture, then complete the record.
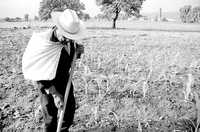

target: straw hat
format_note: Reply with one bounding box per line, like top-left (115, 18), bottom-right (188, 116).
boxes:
top-left (51, 9), bottom-right (85, 40)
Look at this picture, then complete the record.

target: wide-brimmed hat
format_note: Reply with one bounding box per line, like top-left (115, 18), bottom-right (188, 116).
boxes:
top-left (51, 9), bottom-right (85, 40)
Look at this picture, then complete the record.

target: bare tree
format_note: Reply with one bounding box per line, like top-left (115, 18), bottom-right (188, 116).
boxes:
top-left (96, 0), bottom-right (145, 28)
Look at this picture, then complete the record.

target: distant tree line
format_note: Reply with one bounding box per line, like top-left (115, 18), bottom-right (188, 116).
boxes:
top-left (180, 5), bottom-right (200, 23)
top-left (4, 14), bottom-right (39, 22)
top-left (4, 17), bottom-right (22, 22)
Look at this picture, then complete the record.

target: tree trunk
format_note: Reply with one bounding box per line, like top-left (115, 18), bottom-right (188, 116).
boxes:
top-left (112, 19), bottom-right (116, 29)
top-left (112, 8), bottom-right (119, 29)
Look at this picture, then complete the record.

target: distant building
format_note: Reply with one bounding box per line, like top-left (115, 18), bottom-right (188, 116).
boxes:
top-left (128, 15), bottom-right (148, 21)
top-left (127, 16), bottom-right (137, 21)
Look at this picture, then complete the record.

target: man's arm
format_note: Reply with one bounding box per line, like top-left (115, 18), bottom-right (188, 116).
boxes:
top-left (49, 86), bottom-right (64, 109)
top-left (37, 81), bottom-right (64, 109)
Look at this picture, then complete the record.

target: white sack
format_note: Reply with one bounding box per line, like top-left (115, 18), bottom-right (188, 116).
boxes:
top-left (22, 29), bottom-right (64, 81)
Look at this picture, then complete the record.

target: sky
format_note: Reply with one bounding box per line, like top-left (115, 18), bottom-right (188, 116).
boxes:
top-left (0, 0), bottom-right (199, 18)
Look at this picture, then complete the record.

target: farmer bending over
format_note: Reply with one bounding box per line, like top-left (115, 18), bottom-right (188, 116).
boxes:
top-left (22, 9), bottom-right (85, 132)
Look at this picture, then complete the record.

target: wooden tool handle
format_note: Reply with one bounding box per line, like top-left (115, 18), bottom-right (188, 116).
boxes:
top-left (56, 51), bottom-right (77, 132)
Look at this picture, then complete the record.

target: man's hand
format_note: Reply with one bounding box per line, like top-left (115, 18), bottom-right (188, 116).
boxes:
top-left (49, 86), bottom-right (64, 109)
top-left (76, 43), bottom-right (84, 59)
top-left (53, 94), bottom-right (64, 109)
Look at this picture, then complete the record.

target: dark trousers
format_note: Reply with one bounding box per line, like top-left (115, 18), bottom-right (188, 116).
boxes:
top-left (38, 84), bottom-right (75, 132)
top-left (37, 48), bottom-right (76, 132)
